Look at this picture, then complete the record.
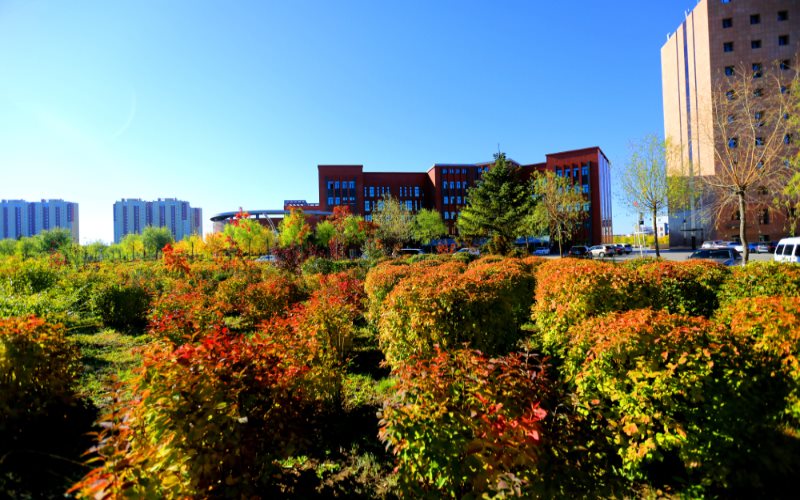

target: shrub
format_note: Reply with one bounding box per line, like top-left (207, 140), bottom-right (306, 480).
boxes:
top-left (71, 325), bottom-right (334, 498)
top-left (378, 347), bottom-right (549, 498)
top-left (633, 260), bottom-right (729, 317)
top-left (364, 261), bottom-right (412, 325)
top-left (301, 256), bottom-right (363, 276)
top-left (530, 259), bottom-right (648, 356)
top-left (4, 257), bottom-right (61, 293)
top-left (717, 296), bottom-right (800, 424)
top-left (0, 316), bottom-right (80, 429)
top-left (92, 279), bottom-right (151, 331)
top-left (378, 259), bottom-right (533, 369)
top-left (563, 309), bottom-right (785, 487)
top-left (213, 269), bottom-right (301, 330)
top-left (717, 262), bottom-right (800, 307)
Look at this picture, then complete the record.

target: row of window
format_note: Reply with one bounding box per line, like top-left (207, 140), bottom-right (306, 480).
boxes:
top-left (555, 165), bottom-right (591, 180)
top-left (364, 199), bottom-right (420, 212)
top-left (441, 168), bottom-right (471, 175)
top-left (723, 37), bottom-right (792, 53)
top-left (726, 84), bottom-right (791, 101)
top-left (443, 196), bottom-right (463, 205)
top-left (728, 135), bottom-right (793, 148)
top-left (722, 11), bottom-right (789, 29)
top-left (327, 196), bottom-right (356, 206)
top-left (326, 180), bottom-right (356, 190)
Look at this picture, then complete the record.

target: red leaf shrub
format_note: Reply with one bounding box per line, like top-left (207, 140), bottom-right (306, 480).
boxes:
top-left (530, 259), bottom-right (649, 355)
top-left (0, 316), bottom-right (80, 427)
top-left (717, 296), bottom-right (800, 423)
top-left (378, 259), bottom-right (534, 369)
top-left (70, 325), bottom-right (334, 498)
top-left (563, 309), bottom-right (783, 486)
top-left (378, 347), bottom-right (549, 497)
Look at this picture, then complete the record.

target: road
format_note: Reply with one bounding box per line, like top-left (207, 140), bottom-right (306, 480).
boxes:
top-left (546, 249), bottom-right (774, 263)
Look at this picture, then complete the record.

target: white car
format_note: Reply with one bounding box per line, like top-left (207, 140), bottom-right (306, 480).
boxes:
top-left (588, 244), bottom-right (615, 258)
top-left (774, 237), bottom-right (800, 264)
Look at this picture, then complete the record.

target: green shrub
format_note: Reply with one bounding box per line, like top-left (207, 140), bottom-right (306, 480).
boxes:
top-left (634, 260), bottom-right (729, 317)
top-left (378, 259), bottom-right (533, 369)
top-left (379, 347), bottom-right (549, 497)
top-left (563, 309), bottom-right (785, 487)
top-left (92, 279), bottom-right (151, 331)
top-left (717, 262), bottom-right (800, 306)
top-left (0, 316), bottom-right (80, 429)
top-left (364, 261), bottom-right (413, 325)
top-left (0, 257), bottom-right (61, 293)
top-left (717, 296), bottom-right (800, 424)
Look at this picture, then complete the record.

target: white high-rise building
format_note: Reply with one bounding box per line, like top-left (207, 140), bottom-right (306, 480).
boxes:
top-left (113, 198), bottom-right (202, 243)
top-left (0, 199), bottom-right (79, 241)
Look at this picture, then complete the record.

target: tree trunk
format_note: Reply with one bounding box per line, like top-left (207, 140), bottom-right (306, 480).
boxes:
top-left (739, 192), bottom-right (749, 265)
top-left (652, 210), bottom-right (660, 258)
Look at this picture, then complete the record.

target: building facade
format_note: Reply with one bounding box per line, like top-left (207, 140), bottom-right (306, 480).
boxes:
top-left (317, 147), bottom-right (613, 246)
top-left (662, 0), bottom-right (799, 247)
top-left (0, 199), bottom-right (79, 242)
top-left (113, 198), bottom-right (202, 243)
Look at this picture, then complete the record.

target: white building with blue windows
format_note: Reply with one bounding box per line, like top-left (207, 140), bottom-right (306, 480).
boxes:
top-left (113, 198), bottom-right (202, 243)
top-left (0, 199), bottom-right (79, 242)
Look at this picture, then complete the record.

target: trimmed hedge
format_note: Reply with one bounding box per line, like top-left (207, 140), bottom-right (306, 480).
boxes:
top-left (717, 262), bottom-right (800, 306)
top-left (633, 260), bottom-right (729, 317)
top-left (378, 259), bottom-right (534, 369)
top-left (563, 309), bottom-right (786, 487)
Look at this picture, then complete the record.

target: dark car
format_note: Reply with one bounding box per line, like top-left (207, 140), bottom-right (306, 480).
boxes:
top-left (623, 244), bottom-right (633, 254)
top-left (613, 244), bottom-right (625, 255)
top-left (567, 245), bottom-right (589, 258)
top-left (688, 248), bottom-right (741, 266)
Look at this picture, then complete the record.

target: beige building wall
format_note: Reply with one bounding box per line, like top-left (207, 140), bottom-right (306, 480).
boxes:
top-left (662, 0), bottom-right (799, 246)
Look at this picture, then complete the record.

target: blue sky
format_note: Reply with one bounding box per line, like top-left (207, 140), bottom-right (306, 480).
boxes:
top-left (0, 0), bottom-right (695, 243)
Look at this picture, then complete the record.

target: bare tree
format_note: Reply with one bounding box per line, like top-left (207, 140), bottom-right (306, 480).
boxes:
top-left (528, 171), bottom-right (586, 257)
top-left (703, 62), bottom-right (796, 264)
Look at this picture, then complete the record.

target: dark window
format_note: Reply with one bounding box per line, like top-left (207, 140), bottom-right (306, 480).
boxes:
top-left (781, 60), bottom-right (791, 70)
top-left (728, 137), bottom-right (738, 148)
top-left (722, 17), bottom-right (733, 28)
top-left (781, 85), bottom-right (789, 94)
top-left (778, 11), bottom-right (788, 21)
top-left (721, 0), bottom-right (730, 3)
top-left (726, 89), bottom-right (736, 100)
top-left (756, 137), bottom-right (765, 146)
top-left (750, 14), bottom-right (760, 24)
top-left (786, 134), bottom-right (793, 145)
top-left (779, 35), bottom-right (789, 46)
top-left (752, 63), bottom-right (762, 78)
top-left (751, 39), bottom-right (761, 49)
top-left (724, 41), bottom-right (734, 52)
top-left (727, 114), bottom-right (735, 123)
top-left (725, 66), bottom-right (735, 76)
top-left (753, 88), bottom-right (763, 97)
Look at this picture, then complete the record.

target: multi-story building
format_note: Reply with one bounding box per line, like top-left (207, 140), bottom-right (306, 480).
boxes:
top-left (113, 198), bottom-right (202, 243)
top-left (317, 146), bottom-right (613, 246)
top-left (0, 199), bottom-right (79, 242)
top-left (662, 0), bottom-right (799, 247)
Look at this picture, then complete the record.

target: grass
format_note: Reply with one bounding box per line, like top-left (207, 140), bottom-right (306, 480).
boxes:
top-left (69, 327), bottom-right (150, 408)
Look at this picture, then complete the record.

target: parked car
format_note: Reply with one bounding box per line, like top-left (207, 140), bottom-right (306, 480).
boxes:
top-left (255, 254), bottom-right (276, 263)
top-left (532, 247), bottom-right (550, 256)
top-left (398, 248), bottom-right (425, 256)
top-left (623, 244), bottom-right (633, 254)
top-left (728, 242), bottom-right (744, 253)
top-left (701, 240), bottom-right (729, 249)
top-left (587, 244), bottom-right (616, 258)
top-left (756, 241), bottom-right (777, 253)
top-left (774, 237), bottom-right (800, 264)
top-left (456, 247), bottom-right (480, 256)
top-left (613, 244), bottom-right (625, 255)
top-left (688, 248), bottom-right (741, 266)
top-left (567, 245), bottom-right (589, 258)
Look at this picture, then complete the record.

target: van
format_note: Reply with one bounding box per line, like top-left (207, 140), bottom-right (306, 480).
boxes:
top-left (773, 237), bottom-right (800, 264)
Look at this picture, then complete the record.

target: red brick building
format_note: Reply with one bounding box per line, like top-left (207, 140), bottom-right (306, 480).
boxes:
top-left (318, 147), bottom-right (613, 246)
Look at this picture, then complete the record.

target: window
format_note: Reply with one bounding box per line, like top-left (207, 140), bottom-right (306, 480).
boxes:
top-left (758, 208), bottom-right (770, 225)
top-left (334, 181), bottom-right (339, 189)
top-left (756, 137), bottom-right (765, 146)
top-left (755, 111), bottom-right (764, 126)
top-left (726, 89), bottom-right (736, 100)
top-left (581, 165), bottom-right (589, 177)
top-left (406, 200), bottom-right (412, 210)
top-left (442, 168), bottom-right (447, 175)
top-left (414, 186), bottom-right (420, 197)
top-left (750, 14), bottom-right (760, 24)
top-left (582, 185), bottom-right (589, 194)
top-left (444, 212), bottom-right (449, 220)
top-left (724, 66), bottom-right (735, 76)
top-left (727, 114), bottom-right (735, 123)
top-left (781, 60), bottom-right (791, 70)
top-left (752, 63), bottom-right (762, 78)
top-left (327, 197), bottom-right (333, 206)
top-left (724, 41), bottom-right (734, 52)
top-left (751, 39), bottom-right (761, 49)
top-left (779, 35), bottom-right (790, 46)
top-left (456, 196), bottom-right (462, 204)
top-left (753, 88), bottom-right (763, 97)
top-left (349, 180), bottom-right (355, 189)
top-left (786, 134), bottom-right (793, 145)
top-left (728, 137), bottom-right (738, 148)
top-left (369, 186), bottom-right (374, 197)
top-left (721, 0), bottom-right (730, 3)
top-left (778, 11), bottom-right (788, 21)
top-left (365, 200), bottom-right (370, 211)
top-left (722, 18), bottom-right (732, 28)
top-left (444, 196), bottom-right (449, 204)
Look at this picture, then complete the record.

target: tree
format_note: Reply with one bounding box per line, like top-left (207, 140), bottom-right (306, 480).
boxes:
top-left (0, 239), bottom-right (16, 257)
top-left (457, 152), bottom-right (536, 255)
top-left (781, 77), bottom-right (800, 237)
top-left (85, 241), bottom-right (108, 262)
top-left (142, 226), bottom-right (174, 259)
top-left (372, 195), bottom-right (413, 255)
top-left (37, 228), bottom-right (73, 254)
top-left (120, 233), bottom-right (144, 260)
top-left (703, 62), bottom-right (795, 264)
top-left (314, 220), bottom-right (336, 251)
top-left (224, 216), bottom-right (273, 256)
top-left (278, 208), bottom-right (312, 248)
top-left (619, 135), bottom-right (682, 257)
top-left (173, 233), bottom-right (205, 260)
top-left (412, 209), bottom-right (447, 247)
top-left (14, 237), bottom-right (36, 260)
top-left (528, 171), bottom-right (586, 256)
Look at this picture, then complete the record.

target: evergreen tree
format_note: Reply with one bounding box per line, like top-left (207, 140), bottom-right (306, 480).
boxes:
top-left (457, 152), bottom-right (535, 255)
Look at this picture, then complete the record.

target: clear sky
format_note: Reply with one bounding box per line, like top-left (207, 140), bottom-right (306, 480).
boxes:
top-left (0, 0), bottom-right (696, 243)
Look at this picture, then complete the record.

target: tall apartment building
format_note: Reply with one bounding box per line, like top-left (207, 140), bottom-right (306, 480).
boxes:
top-left (662, 0), bottom-right (799, 247)
top-left (0, 199), bottom-right (79, 242)
top-left (113, 198), bottom-right (202, 243)
top-left (317, 147), bottom-right (613, 246)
